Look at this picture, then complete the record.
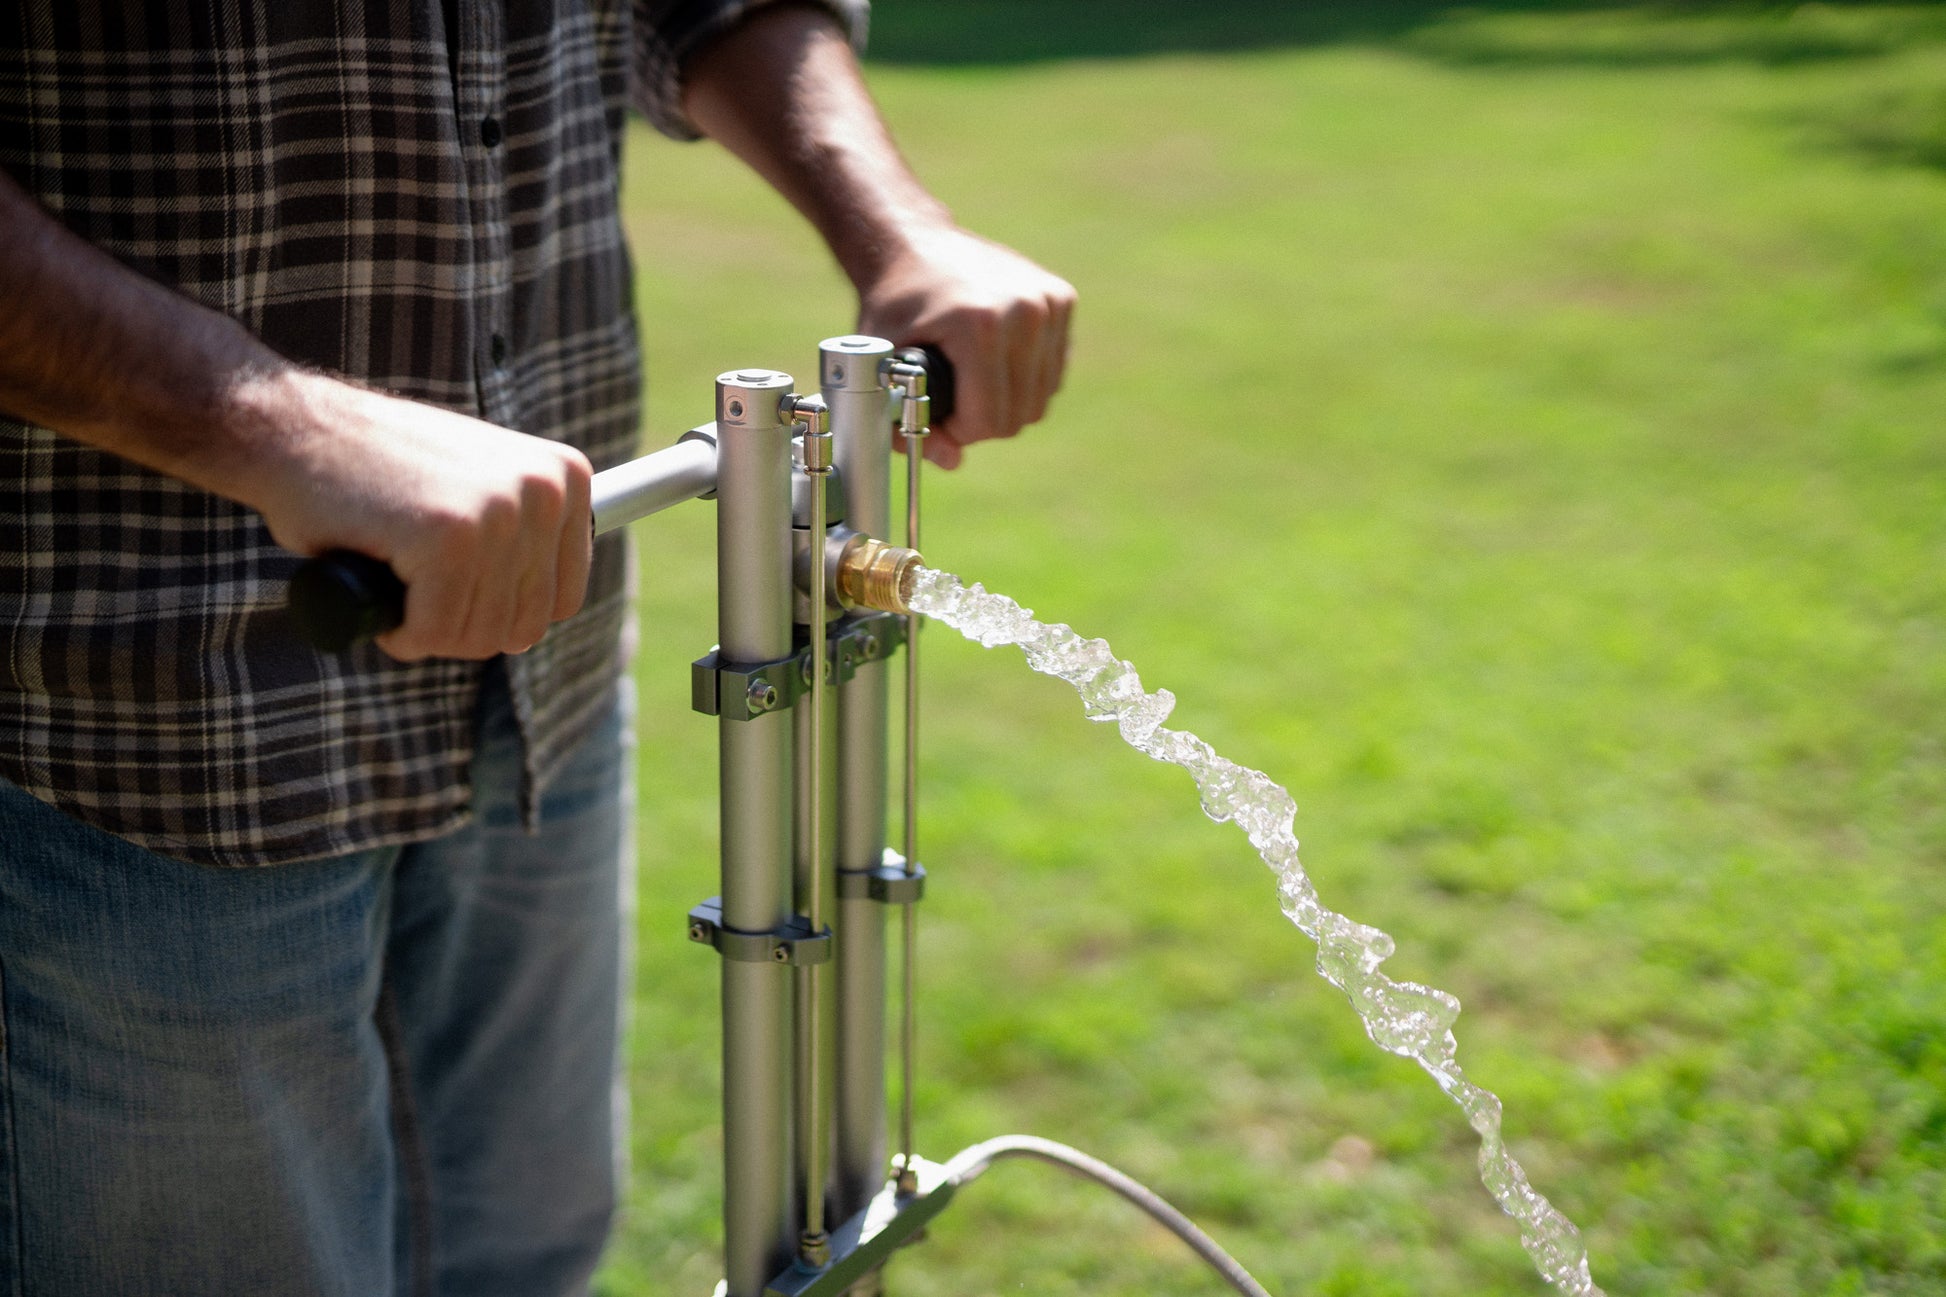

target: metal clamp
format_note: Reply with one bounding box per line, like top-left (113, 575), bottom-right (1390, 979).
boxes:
top-left (687, 898), bottom-right (833, 966)
top-left (695, 618), bottom-right (906, 720)
top-left (837, 850), bottom-right (926, 906)
top-left (693, 648), bottom-right (806, 720)
top-left (833, 613), bottom-right (905, 677)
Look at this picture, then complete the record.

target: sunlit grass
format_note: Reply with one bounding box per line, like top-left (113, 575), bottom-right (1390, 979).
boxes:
top-left (604, 5), bottom-right (1946, 1294)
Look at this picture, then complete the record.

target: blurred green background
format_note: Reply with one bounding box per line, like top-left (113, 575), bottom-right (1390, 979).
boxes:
top-left (599, 4), bottom-right (1946, 1294)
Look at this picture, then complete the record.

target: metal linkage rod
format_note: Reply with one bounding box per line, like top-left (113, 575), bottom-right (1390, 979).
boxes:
top-left (786, 392), bottom-right (835, 1270)
top-left (886, 360), bottom-right (931, 1194)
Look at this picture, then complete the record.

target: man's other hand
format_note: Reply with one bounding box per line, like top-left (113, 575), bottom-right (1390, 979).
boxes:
top-left (680, 6), bottom-right (1076, 472)
top-left (859, 225), bottom-right (1075, 470)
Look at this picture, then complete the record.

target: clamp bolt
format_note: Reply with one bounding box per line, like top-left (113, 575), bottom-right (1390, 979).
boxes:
top-left (746, 679), bottom-right (780, 715)
top-left (688, 920), bottom-right (709, 943)
top-left (771, 944), bottom-right (792, 963)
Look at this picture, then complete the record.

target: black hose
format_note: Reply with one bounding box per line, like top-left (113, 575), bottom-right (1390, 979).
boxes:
top-left (939, 1134), bottom-right (1275, 1297)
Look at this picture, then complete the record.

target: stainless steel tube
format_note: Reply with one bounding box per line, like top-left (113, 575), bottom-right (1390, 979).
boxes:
top-left (820, 336), bottom-right (896, 1224)
top-left (897, 386), bottom-right (928, 1195)
top-left (591, 429), bottom-right (717, 534)
top-left (795, 400), bottom-right (834, 1267)
top-left (792, 607), bottom-right (841, 1248)
top-left (714, 369), bottom-right (799, 1297)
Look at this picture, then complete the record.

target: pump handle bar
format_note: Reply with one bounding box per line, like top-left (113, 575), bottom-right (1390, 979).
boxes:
top-left (286, 346), bottom-right (953, 652)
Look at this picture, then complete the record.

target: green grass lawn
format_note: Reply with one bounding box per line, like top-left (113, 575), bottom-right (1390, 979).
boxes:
top-left (600, 4), bottom-right (1946, 1294)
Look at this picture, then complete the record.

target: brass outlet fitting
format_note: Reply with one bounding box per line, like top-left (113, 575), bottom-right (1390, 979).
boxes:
top-left (836, 535), bottom-right (924, 614)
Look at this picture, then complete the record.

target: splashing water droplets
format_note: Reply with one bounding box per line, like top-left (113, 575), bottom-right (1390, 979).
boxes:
top-left (909, 568), bottom-right (1604, 1297)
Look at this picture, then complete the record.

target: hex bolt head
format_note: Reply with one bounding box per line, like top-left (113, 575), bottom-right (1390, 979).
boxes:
top-left (746, 680), bottom-right (779, 715)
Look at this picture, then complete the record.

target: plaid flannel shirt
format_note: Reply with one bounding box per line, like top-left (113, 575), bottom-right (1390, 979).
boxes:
top-left (0, 0), bottom-right (867, 866)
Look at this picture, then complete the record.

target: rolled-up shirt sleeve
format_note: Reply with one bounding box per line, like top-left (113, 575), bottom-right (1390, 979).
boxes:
top-left (632, 0), bottom-right (870, 140)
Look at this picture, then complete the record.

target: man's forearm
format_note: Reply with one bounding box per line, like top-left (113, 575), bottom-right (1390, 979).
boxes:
top-left (0, 169), bottom-right (593, 662)
top-left (0, 168), bottom-right (290, 506)
top-left (680, 4), bottom-right (946, 291)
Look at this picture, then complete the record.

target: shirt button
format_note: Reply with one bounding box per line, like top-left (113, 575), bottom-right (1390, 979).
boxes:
top-left (490, 333), bottom-right (508, 366)
top-left (480, 116), bottom-right (503, 148)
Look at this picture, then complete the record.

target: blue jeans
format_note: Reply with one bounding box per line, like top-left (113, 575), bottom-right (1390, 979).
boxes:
top-left (0, 666), bottom-right (632, 1297)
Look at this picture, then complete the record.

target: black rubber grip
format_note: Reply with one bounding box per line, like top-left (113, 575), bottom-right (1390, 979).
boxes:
top-left (895, 344), bottom-right (957, 425)
top-left (288, 550), bottom-right (407, 651)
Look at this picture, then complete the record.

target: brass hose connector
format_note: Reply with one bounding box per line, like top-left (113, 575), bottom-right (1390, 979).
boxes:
top-left (835, 535), bottom-right (924, 614)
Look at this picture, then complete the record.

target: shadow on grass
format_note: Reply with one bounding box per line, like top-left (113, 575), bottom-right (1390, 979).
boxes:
top-left (1802, 84), bottom-right (1946, 173)
top-left (871, 3), bottom-right (1946, 184)
top-left (867, 0), bottom-right (1946, 69)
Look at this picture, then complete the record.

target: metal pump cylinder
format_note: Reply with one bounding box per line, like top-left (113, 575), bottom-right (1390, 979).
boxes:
top-left (713, 366), bottom-right (800, 1297)
top-left (819, 336), bottom-right (899, 1238)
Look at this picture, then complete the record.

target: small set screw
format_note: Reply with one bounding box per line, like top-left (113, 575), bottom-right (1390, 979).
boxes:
top-left (746, 679), bottom-right (780, 715)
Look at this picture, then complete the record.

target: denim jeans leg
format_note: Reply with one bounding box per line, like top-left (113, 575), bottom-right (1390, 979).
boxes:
top-left (0, 778), bottom-right (401, 1297)
top-left (383, 671), bottom-right (632, 1297)
top-left (0, 673), bottom-right (631, 1297)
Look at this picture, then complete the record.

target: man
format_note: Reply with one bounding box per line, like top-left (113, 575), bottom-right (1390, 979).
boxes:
top-left (0, 1), bottom-right (1073, 1293)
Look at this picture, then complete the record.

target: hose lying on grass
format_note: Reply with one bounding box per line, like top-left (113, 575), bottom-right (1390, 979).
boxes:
top-left (941, 1134), bottom-right (1273, 1297)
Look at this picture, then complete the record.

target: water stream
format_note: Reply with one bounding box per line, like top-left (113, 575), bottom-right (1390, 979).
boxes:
top-left (908, 568), bottom-right (1603, 1297)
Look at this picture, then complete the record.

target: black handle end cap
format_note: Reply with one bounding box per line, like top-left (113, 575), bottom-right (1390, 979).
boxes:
top-left (288, 550), bottom-right (407, 652)
top-left (895, 344), bottom-right (957, 426)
